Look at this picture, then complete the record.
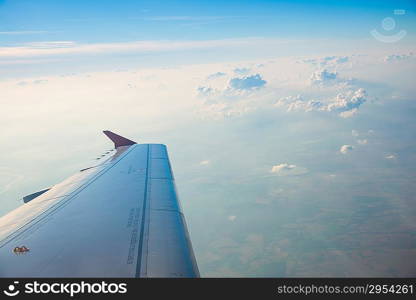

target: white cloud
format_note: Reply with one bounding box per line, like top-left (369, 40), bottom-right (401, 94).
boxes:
top-left (275, 88), bottom-right (368, 118)
top-left (196, 71), bottom-right (269, 118)
top-left (270, 163), bottom-right (308, 176)
top-left (270, 163), bottom-right (296, 173)
top-left (310, 69), bottom-right (337, 85)
top-left (351, 130), bottom-right (359, 137)
top-left (357, 139), bottom-right (368, 145)
top-left (327, 88), bottom-right (367, 116)
top-left (340, 145), bottom-right (354, 154)
top-left (0, 38), bottom-right (264, 58)
top-left (228, 215), bottom-right (237, 221)
top-left (0, 38), bottom-right (313, 60)
top-left (385, 154), bottom-right (396, 159)
top-left (339, 108), bottom-right (358, 118)
top-left (200, 160), bottom-right (210, 166)
top-left (197, 78), bottom-right (268, 119)
top-left (229, 74), bottom-right (266, 90)
top-left (1, 49), bottom-right (415, 269)
top-left (276, 95), bottom-right (325, 113)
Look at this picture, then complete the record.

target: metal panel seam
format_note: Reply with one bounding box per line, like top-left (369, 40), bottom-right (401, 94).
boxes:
top-left (135, 144), bottom-right (151, 277)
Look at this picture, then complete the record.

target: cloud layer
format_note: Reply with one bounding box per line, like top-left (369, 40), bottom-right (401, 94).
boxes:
top-left (1, 48), bottom-right (415, 278)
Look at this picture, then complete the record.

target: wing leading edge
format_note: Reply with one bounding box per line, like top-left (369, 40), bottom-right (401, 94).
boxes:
top-left (0, 132), bottom-right (199, 277)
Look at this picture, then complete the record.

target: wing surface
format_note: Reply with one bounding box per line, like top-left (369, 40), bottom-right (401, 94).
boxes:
top-left (0, 134), bottom-right (199, 277)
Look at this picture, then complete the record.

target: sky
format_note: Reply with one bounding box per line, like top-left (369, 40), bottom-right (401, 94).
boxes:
top-left (0, 0), bottom-right (416, 277)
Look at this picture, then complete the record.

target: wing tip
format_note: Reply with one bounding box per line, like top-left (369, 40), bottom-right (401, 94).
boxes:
top-left (103, 130), bottom-right (137, 148)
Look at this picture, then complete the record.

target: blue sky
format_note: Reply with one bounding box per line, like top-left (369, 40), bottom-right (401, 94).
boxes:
top-left (1, 0), bottom-right (415, 44)
top-left (0, 1), bottom-right (416, 277)
top-left (1, 0), bottom-right (415, 78)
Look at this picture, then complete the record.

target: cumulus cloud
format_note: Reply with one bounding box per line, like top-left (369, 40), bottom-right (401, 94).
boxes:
top-left (195, 53), bottom-right (393, 121)
top-left (270, 163), bottom-right (308, 176)
top-left (309, 67), bottom-right (356, 88)
top-left (229, 74), bottom-right (266, 90)
top-left (276, 95), bottom-right (325, 113)
top-left (275, 88), bottom-right (368, 118)
top-left (275, 69), bottom-right (368, 118)
top-left (357, 139), bottom-right (368, 145)
top-left (197, 73), bottom-right (267, 104)
top-left (340, 145), bottom-right (354, 154)
top-left (327, 88), bottom-right (367, 116)
top-left (200, 160), bottom-right (210, 165)
top-left (196, 72), bottom-right (269, 118)
top-left (310, 69), bottom-right (338, 85)
top-left (385, 154), bottom-right (396, 159)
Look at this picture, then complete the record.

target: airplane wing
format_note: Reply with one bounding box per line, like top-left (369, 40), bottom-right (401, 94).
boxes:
top-left (0, 131), bottom-right (199, 277)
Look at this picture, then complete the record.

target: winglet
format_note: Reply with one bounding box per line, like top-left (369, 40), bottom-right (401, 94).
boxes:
top-left (103, 130), bottom-right (137, 148)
